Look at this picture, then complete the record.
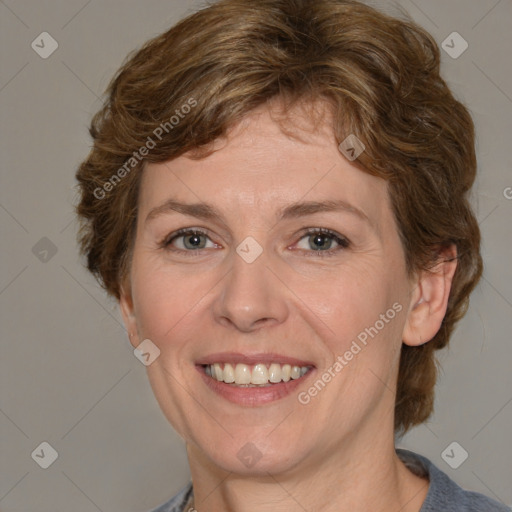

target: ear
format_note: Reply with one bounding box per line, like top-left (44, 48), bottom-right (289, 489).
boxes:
top-left (402, 244), bottom-right (458, 347)
top-left (119, 280), bottom-right (140, 349)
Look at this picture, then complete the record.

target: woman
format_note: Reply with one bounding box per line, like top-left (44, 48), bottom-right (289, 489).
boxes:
top-left (75, 0), bottom-right (509, 510)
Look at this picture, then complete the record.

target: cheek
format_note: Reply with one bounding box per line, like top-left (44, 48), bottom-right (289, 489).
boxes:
top-left (309, 263), bottom-right (396, 336)
top-left (131, 256), bottom-right (199, 344)
top-left (306, 260), bottom-right (407, 381)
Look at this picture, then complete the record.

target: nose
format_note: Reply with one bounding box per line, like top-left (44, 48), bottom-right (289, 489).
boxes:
top-left (212, 243), bottom-right (289, 333)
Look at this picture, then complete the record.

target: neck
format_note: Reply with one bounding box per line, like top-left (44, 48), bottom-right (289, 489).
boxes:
top-left (186, 415), bottom-right (428, 512)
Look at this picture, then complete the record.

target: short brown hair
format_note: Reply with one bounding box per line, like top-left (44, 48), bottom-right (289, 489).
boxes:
top-left (75, 0), bottom-right (482, 435)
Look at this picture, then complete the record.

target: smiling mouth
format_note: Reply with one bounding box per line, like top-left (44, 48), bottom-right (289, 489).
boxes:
top-left (201, 362), bottom-right (313, 387)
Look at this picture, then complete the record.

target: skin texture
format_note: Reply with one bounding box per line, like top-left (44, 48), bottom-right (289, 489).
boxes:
top-left (120, 101), bottom-right (457, 511)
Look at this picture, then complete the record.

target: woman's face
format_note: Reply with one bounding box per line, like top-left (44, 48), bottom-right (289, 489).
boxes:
top-left (121, 102), bottom-right (415, 476)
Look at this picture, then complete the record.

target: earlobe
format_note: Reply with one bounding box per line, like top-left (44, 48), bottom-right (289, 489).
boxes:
top-left (402, 245), bottom-right (458, 347)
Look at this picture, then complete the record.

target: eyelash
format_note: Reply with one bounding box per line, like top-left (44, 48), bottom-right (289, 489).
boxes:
top-left (160, 227), bottom-right (350, 258)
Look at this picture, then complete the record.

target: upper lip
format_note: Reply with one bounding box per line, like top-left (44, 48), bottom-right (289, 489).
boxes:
top-left (195, 352), bottom-right (315, 367)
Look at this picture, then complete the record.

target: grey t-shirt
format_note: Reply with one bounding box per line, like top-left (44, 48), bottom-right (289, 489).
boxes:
top-left (148, 448), bottom-right (510, 511)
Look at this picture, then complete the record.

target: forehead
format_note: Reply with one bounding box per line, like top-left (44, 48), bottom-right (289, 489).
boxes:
top-left (138, 102), bottom-right (391, 232)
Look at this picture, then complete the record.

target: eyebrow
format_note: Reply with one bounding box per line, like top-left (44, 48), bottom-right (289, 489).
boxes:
top-left (145, 198), bottom-right (369, 226)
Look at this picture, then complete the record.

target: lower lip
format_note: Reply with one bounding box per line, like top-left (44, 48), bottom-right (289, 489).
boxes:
top-left (196, 366), bottom-right (315, 406)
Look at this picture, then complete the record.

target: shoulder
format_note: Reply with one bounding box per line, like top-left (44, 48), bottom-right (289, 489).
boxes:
top-left (145, 482), bottom-right (193, 512)
top-left (396, 448), bottom-right (511, 512)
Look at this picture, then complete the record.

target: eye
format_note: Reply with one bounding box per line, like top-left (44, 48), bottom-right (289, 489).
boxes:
top-left (294, 228), bottom-right (350, 257)
top-left (162, 228), bottom-right (217, 254)
top-left (161, 227), bottom-right (350, 257)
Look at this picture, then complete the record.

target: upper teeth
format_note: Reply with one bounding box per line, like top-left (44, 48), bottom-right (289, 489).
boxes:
top-left (205, 363), bottom-right (310, 385)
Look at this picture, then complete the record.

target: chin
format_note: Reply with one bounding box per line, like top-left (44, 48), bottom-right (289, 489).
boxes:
top-left (192, 429), bottom-right (310, 477)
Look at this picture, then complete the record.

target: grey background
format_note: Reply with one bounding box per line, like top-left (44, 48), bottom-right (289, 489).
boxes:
top-left (0, 0), bottom-right (510, 510)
